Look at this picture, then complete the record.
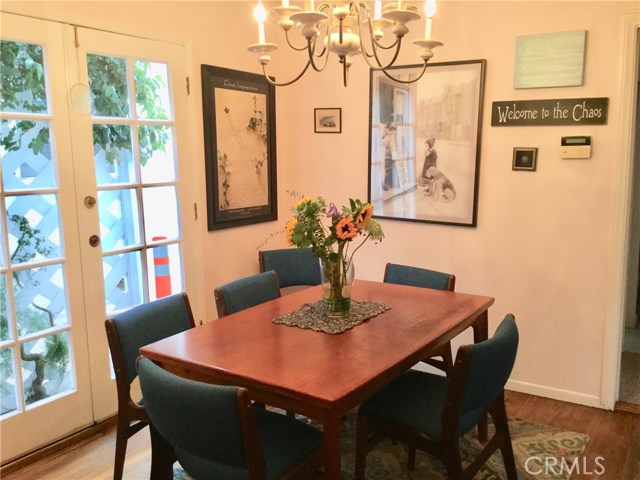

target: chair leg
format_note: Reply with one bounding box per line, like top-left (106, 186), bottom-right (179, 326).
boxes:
top-left (354, 414), bottom-right (370, 480)
top-left (407, 445), bottom-right (417, 470)
top-left (492, 396), bottom-right (518, 480)
top-left (113, 417), bottom-right (130, 480)
top-left (442, 437), bottom-right (463, 480)
top-left (441, 342), bottom-right (454, 374)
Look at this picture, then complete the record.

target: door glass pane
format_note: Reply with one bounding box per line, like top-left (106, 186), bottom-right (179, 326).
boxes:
top-left (0, 40), bottom-right (48, 113)
top-left (6, 194), bottom-right (61, 264)
top-left (93, 124), bottom-right (135, 185)
top-left (21, 331), bottom-right (72, 407)
top-left (142, 186), bottom-right (179, 241)
top-left (14, 264), bottom-right (68, 336)
top-left (1, 120), bottom-right (55, 191)
top-left (0, 348), bottom-right (18, 416)
top-left (134, 60), bottom-right (171, 120)
top-left (146, 242), bottom-right (182, 300)
top-left (103, 251), bottom-right (144, 313)
top-left (98, 189), bottom-right (141, 251)
top-left (87, 54), bottom-right (129, 118)
top-left (139, 125), bottom-right (175, 183)
top-left (1, 273), bottom-right (10, 341)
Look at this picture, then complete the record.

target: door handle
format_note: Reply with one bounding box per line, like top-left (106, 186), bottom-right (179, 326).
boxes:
top-left (89, 235), bottom-right (101, 247)
top-left (84, 195), bottom-right (96, 208)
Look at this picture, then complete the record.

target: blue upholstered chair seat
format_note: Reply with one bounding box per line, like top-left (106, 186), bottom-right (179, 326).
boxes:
top-left (359, 370), bottom-right (483, 441)
top-left (137, 358), bottom-right (323, 480)
top-left (177, 409), bottom-right (324, 480)
top-left (254, 408), bottom-right (324, 479)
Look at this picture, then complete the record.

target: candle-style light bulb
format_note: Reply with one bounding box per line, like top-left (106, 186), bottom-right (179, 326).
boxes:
top-left (374, 0), bottom-right (382, 19)
top-left (424, 0), bottom-right (436, 39)
top-left (282, 0), bottom-right (289, 6)
top-left (254, 1), bottom-right (267, 44)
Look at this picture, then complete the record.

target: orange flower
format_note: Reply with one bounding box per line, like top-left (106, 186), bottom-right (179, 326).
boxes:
top-left (355, 203), bottom-right (373, 230)
top-left (284, 217), bottom-right (297, 246)
top-left (336, 216), bottom-right (358, 240)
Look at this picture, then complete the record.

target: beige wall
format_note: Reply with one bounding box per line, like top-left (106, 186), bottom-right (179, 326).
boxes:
top-left (3, 1), bottom-right (638, 407)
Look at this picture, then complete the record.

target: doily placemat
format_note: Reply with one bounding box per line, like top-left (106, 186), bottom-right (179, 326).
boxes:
top-left (273, 300), bottom-right (391, 334)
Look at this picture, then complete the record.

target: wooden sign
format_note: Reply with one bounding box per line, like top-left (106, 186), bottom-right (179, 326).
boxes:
top-left (491, 98), bottom-right (608, 126)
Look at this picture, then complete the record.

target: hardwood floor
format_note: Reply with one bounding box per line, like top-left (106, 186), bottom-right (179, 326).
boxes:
top-left (2, 390), bottom-right (639, 480)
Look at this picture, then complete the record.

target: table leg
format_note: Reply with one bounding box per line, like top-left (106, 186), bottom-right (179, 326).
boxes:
top-left (323, 413), bottom-right (342, 480)
top-left (149, 423), bottom-right (174, 480)
top-left (473, 310), bottom-right (489, 442)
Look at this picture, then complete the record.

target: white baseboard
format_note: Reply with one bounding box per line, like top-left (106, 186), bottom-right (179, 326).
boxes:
top-left (506, 379), bottom-right (608, 410)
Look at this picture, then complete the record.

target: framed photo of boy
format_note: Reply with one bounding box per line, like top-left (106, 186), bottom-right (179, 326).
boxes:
top-left (512, 147), bottom-right (538, 171)
top-left (368, 59), bottom-right (486, 227)
top-left (314, 108), bottom-right (342, 133)
top-left (201, 65), bottom-right (278, 231)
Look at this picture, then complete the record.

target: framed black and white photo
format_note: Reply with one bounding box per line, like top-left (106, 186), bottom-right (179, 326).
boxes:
top-left (314, 107), bottom-right (342, 133)
top-left (512, 147), bottom-right (538, 171)
top-left (368, 59), bottom-right (486, 227)
top-left (201, 65), bottom-right (277, 231)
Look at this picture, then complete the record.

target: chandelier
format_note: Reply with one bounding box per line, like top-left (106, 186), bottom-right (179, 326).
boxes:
top-left (247, 1), bottom-right (443, 87)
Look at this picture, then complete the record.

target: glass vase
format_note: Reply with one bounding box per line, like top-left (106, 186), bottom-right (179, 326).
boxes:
top-left (320, 256), bottom-right (355, 315)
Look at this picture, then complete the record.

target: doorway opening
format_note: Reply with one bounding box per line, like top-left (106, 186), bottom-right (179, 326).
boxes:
top-left (618, 27), bottom-right (640, 410)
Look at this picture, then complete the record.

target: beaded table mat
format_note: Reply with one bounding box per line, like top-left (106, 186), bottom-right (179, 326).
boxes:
top-left (273, 300), bottom-right (391, 334)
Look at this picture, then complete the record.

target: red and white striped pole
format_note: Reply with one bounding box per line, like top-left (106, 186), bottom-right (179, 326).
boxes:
top-left (152, 236), bottom-right (171, 298)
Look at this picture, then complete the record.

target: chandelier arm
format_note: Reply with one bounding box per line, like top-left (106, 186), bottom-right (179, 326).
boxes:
top-left (376, 60), bottom-right (428, 84)
top-left (261, 59), bottom-right (314, 87)
top-left (308, 37), bottom-right (330, 72)
top-left (284, 29), bottom-right (310, 52)
top-left (354, 2), bottom-right (400, 51)
top-left (359, 34), bottom-right (403, 70)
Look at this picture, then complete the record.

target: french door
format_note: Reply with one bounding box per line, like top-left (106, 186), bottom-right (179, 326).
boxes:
top-left (0, 13), bottom-right (203, 462)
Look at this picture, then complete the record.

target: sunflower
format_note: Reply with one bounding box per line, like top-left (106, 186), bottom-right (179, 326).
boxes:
top-left (335, 216), bottom-right (358, 240)
top-left (284, 217), bottom-right (297, 246)
top-left (355, 203), bottom-right (373, 230)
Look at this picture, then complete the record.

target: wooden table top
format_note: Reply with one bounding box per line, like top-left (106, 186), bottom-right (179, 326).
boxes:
top-left (140, 280), bottom-right (494, 413)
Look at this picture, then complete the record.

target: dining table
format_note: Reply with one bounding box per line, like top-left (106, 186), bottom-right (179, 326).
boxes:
top-left (139, 279), bottom-right (494, 479)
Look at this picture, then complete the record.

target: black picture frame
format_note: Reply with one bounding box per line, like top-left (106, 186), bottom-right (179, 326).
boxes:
top-left (314, 107), bottom-right (342, 133)
top-left (512, 147), bottom-right (538, 171)
top-left (368, 59), bottom-right (486, 227)
top-left (201, 65), bottom-right (277, 231)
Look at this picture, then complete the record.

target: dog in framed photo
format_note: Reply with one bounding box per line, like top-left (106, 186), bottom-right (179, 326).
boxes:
top-left (423, 166), bottom-right (456, 202)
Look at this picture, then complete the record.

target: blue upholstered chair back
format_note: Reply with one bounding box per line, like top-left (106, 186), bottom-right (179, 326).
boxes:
top-left (215, 271), bottom-right (280, 317)
top-left (137, 358), bottom-right (249, 476)
top-left (259, 248), bottom-right (321, 288)
top-left (108, 293), bottom-right (195, 383)
top-left (383, 263), bottom-right (455, 292)
top-left (457, 314), bottom-right (519, 416)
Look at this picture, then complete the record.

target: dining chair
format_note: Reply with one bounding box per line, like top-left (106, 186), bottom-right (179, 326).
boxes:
top-left (137, 357), bottom-right (324, 480)
top-left (258, 247), bottom-right (321, 294)
top-left (354, 314), bottom-right (519, 480)
top-left (214, 270), bottom-right (281, 317)
top-left (104, 293), bottom-right (195, 480)
top-left (383, 262), bottom-right (456, 373)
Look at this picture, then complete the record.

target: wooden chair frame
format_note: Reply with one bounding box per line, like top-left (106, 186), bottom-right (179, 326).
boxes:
top-left (355, 344), bottom-right (518, 480)
top-left (383, 262), bottom-right (456, 373)
top-left (104, 293), bottom-right (195, 480)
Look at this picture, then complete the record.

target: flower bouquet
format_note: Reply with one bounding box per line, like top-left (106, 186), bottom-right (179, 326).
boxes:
top-left (285, 196), bottom-right (384, 314)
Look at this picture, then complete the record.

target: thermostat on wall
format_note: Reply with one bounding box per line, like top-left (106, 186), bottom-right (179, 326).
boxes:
top-left (561, 136), bottom-right (591, 159)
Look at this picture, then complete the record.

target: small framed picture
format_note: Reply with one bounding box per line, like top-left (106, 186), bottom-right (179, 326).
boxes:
top-left (512, 147), bottom-right (538, 171)
top-left (314, 108), bottom-right (341, 133)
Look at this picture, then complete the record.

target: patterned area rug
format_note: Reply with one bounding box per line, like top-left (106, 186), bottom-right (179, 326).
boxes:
top-left (174, 411), bottom-right (589, 479)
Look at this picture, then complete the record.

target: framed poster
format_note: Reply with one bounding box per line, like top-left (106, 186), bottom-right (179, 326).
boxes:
top-left (201, 65), bottom-right (277, 231)
top-left (368, 59), bottom-right (486, 227)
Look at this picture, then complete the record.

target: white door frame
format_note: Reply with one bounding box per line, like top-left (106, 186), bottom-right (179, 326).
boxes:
top-left (602, 12), bottom-right (640, 410)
